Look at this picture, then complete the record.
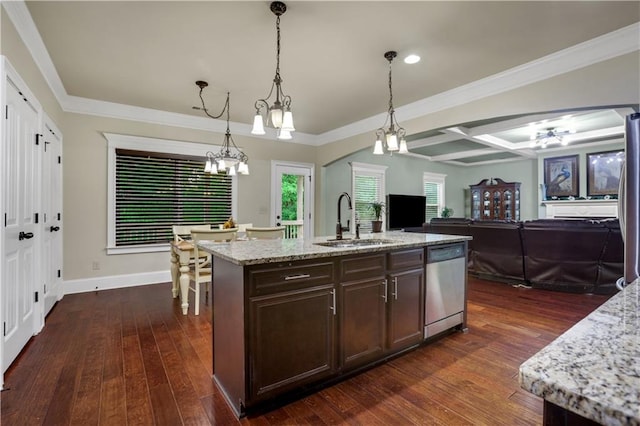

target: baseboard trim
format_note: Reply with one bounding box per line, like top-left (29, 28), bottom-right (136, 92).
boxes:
top-left (64, 270), bottom-right (171, 294)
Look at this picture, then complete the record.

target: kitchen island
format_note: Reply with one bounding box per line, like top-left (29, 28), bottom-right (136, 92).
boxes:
top-left (519, 278), bottom-right (639, 425)
top-left (198, 231), bottom-right (470, 417)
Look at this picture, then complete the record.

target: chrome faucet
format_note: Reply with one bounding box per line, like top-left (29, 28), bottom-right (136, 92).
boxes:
top-left (336, 192), bottom-right (352, 240)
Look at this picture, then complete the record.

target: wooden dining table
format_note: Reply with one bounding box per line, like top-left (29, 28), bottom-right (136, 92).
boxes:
top-left (169, 240), bottom-right (195, 315)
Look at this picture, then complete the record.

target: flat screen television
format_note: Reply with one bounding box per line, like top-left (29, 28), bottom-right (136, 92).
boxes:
top-left (386, 194), bottom-right (426, 230)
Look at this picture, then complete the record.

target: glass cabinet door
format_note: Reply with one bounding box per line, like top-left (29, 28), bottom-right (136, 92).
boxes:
top-left (471, 190), bottom-right (481, 220)
top-left (504, 190), bottom-right (512, 220)
top-left (493, 190), bottom-right (501, 218)
top-left (483, 191), bottom-right (491, 219)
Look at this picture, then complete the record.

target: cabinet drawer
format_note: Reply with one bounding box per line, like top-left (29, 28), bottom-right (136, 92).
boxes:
top-left (249, 261), bottom-right (335, 296)
top-left (387, 248), bottom-right (424, 271)
top-left (340, 254), bottom-right (386, 282)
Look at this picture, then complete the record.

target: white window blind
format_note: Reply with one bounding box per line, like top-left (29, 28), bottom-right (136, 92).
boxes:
top-left (352, 163), bottom-right (387, 233)
top-left (423, 172), bottom-right (446, 222)
top-left (114, 149), bottom-right (232, 247)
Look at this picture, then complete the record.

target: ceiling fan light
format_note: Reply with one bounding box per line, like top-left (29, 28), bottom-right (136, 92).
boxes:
top-left (398, 138), bottom-right (408, 154)
top-left (373, 139), bottom-right (384, 155)
top-left (251, 114), bottom-right (266, 135)
top-left (281, 110), bottom-right (295, 131)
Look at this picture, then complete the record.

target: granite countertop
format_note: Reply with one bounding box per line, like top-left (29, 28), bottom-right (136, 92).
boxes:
top-left (197, 231), bottom-right (470, 265)
top-left (519, 279), bottom-right (640, 425)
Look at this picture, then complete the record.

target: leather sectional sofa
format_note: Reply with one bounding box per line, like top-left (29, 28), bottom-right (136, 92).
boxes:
top-left (410, 217), bottom-right (623, 294)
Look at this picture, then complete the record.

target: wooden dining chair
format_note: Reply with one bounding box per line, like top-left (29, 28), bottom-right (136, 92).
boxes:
top-left (172, 224), bottom-right (210, 243)
top-left (189, 228), bottom-right (237, 315)
top-left (245, 226), bottom-right (286, 240)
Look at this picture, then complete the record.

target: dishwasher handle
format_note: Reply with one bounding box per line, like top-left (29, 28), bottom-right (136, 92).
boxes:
top-left (427, 243), bottom-right (465, 263)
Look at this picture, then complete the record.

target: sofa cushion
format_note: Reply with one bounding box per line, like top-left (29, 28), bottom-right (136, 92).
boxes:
top-left (522, 220), bottom-right (609, 292)
top-left (469, 221), bottom-right (525, 282)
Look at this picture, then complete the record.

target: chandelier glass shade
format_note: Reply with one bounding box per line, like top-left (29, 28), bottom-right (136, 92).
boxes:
top-left (373, 51), bottom-right (408, 155)
top-left (530, 127), bottom-right (576, 148)
top-left (195, 81), bottom-right (249, 176)
top-left (251, 1), bottom-right (295, 140)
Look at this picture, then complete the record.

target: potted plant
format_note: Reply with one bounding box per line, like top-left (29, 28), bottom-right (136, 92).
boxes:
top-left (441, 206), bottom-right (454, 218)
top-left (370, 201), bottom-right (385, 233)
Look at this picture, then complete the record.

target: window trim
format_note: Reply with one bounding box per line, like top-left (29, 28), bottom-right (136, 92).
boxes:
top-left (105, 133), bottom-right (237, 255)
top-left (351, 162), bottom-right (387, 232)
top-left (423, 171), bottom-right (446, 220)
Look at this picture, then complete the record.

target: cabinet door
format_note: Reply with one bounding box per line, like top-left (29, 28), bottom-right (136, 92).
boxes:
top-left (387, 268), bottom-right (424, 352)
top-left (340, 278), bottom-right (386, 370)
top-left (249, 285), bottom-right (336, 401)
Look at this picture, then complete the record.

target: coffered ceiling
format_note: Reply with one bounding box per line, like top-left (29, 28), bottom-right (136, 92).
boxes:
top-left (5, 1), bottom-right (640, 164)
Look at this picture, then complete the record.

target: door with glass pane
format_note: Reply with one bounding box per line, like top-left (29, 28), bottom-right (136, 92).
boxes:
top-left (272, 163), bottom-right (313, 240)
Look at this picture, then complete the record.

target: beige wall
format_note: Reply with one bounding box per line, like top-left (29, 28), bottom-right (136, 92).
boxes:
top-left (3, 10), bottom-right (318, 281)
top-left (316, 52), bottom-right (640, 167)
top-left (62, 115), bottom-right (317, 280)
top-left (315, 52), bottom-right (639, 233)
top-left (3, 7), bottom-right (639, 282)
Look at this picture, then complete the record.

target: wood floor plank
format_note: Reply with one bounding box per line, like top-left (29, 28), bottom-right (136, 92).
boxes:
top-left (1, 278), bottom-right (612, 425)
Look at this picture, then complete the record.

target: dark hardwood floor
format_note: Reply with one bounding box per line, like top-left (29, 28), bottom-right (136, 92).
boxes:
top-left (1, 276), bottom-right (611, 425)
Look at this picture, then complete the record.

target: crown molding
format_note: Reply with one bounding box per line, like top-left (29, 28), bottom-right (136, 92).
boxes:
top-left (2, 0), bottom-right (68, 107)
top-left (315, 22), bottom-right (639, 145)
top-left (66, 95), bottom-right (318, 145)
top-left (5, 0), bottom-right (638, 147)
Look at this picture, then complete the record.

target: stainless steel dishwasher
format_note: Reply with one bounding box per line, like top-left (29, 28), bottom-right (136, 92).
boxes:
top-left (425, 242), bottom-right (467, 338)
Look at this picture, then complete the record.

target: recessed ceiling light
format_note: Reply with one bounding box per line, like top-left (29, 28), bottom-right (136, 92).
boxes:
top-left (404, 54), bottom-right (420, 64)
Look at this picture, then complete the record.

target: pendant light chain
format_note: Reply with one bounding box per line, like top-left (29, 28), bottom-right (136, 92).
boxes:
top-left (251, 1), bottom-right (295, 139)
top-left (275, 15), bottom-right (281, 81)
top-left (388, 59), bottom-right (394, 114)
top-left (195, 81), bottom-right (249, 176)
top-left (373, 50), bottom-right (408, 155)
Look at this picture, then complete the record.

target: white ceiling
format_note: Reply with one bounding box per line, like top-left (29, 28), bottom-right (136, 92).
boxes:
top-left (7, 1), bottom-right (640, 164)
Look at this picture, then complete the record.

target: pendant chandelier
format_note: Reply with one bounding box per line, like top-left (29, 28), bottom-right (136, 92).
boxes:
top-left (195, 81), bottom-right (249, 176)
top-left (250, 1), bottom-right (295, 140)
top-left (373, 51), bottom-right (408, 155)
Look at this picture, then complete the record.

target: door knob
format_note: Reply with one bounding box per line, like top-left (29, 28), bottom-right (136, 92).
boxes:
top-left (19, 231), bottom-right (34, 240)
top-left (50, 226), bottom-right (60, 232)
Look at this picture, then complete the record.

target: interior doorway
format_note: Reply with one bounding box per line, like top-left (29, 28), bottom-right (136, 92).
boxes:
top-left (271, 161), bottom-right (314, 240)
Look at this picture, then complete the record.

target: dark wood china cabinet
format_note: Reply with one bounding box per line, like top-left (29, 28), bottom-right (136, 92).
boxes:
top-left (470, 178), bottom-right (521, 221)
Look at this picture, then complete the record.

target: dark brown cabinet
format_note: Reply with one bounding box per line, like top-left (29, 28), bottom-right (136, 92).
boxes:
top-left (386, 249), bottom-right (425, 352)
top-left (339, 254), bottom-right (386, 370)
top-left (470, 178), bottom-right (521, 221)
top-left (212, 243), bottom-right (455, 417)
top-left (339, 249), bottom-right (424, 371)
top-left (248, 260), bottom-right (337, 402)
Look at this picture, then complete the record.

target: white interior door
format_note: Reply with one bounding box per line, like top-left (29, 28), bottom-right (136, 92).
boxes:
top-left (272, 162), bottom-right (314, 240)
top-left (41, 118), bottom-right (63, 316)
top-left (3, 78), bottom-right (40, 371)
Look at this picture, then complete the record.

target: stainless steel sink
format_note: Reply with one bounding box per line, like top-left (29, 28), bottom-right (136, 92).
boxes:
top-left (314, 238), bottom-right (397, 248)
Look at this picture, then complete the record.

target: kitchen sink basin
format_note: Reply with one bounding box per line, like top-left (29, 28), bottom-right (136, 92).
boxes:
top-left (314, 238), bottom-right (397, 248)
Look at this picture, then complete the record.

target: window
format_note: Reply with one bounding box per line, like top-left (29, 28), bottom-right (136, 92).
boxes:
top-left (351, 162), bottom-right (387, 233)
top-left (423, 172), bottom-right (446, 222)
top-left (106, 134), bottom-right (237, 254)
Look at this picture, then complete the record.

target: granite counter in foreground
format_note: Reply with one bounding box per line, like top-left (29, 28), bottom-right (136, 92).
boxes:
top-left (519, 279), bottom-right (640, 425)
top-left (197, 230), bottom-right (470, 265)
